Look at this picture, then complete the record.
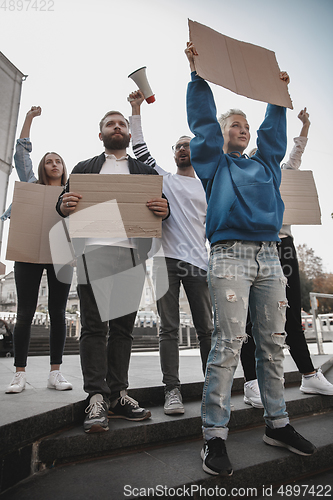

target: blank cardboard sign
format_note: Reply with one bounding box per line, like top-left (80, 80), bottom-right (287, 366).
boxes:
top-left (6, 182), bottom-right (63, 263)
top-left (189, 19), bottom-right (293, 109)
top-left (68, 174), bottom-right (163, 238)
top-left (280, 170), bottom-right (321, 225)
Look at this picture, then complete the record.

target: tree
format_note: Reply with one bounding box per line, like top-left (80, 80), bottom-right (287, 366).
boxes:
top-left (297, 243), bottom-right (324, 280)
top-left (299, 269), bottom-right (313, 313)
top-left (313, 273), bottom-right (333, 313)
top-left (297, 244), bottom-right (333, 313)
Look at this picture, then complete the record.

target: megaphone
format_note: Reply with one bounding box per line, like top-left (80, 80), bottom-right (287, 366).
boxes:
top-left (128, 66), bottom-right (155, 104)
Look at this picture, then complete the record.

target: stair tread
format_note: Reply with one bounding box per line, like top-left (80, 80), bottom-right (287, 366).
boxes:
top-left (36, 386), bottom-right (333, 466)
top-left (1, 362), bottom-right (332, 497)
top-left (2, 412), bottom-right (332, 500)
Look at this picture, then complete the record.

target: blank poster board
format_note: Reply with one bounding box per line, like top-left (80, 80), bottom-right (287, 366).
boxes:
top-left (69, 174), bottom-right (163, 239)
top-left (188, 20), bottom-right (293, 109)
top-left (280, 170), bottom-right (321, 225)
top-left (6, 182), bottom-right (63, 263)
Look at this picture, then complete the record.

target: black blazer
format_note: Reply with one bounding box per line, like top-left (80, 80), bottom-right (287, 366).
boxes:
top-left (56, 153), bottom-right (168, 213)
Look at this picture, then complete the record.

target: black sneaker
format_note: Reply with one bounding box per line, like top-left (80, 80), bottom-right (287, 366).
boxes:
top-left (84, 394), bottom-right (109, 433)
top-left (263, 424), bottom-right (316, 456)
top-left (108, 391), bottom-right (151, 421)
top-left (201, 437), bottom-right (233, 476)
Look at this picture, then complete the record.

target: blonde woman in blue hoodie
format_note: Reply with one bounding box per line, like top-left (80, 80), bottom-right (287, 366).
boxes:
top-left (185, 42), bottom-right (316, 476)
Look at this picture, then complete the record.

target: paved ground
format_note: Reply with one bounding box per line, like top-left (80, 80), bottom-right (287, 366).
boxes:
top-left (1, 343), bottom-right (333, 499)
top-left (1, 343), bottom-right (332, 428)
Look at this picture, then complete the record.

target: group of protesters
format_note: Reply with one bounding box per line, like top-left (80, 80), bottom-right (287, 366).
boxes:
top-left (2, 41), bottom-right (333, 477)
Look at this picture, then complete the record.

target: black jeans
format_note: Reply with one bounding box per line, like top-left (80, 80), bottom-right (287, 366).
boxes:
top-left (77, 245), bottom-right (145, 401)
top-left (241, 236), bottom-right (314, 380)
top-left (13, 261), bottom-right (72, 367)
top-left (153, 257), bottom-right (213, 390)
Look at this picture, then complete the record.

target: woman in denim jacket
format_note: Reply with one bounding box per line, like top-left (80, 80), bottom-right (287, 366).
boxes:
top-left (3, 106), bottom-right (73, 393)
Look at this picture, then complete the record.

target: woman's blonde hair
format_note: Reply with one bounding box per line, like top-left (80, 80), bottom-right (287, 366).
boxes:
top-left (218, 109), bottom-right (247, 132)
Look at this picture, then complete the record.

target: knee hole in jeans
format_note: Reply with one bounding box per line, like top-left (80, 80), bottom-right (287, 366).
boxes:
top-left (271, 332), bottom-right (287, 347)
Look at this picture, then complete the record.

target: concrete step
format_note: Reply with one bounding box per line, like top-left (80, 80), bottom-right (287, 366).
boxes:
top-left (1, 365), bottom-right (332, 466)
top-left (27, 337), bottom-right (80, 356)
top-left (1, 411), bottom-right (332, 500)
top-left (30, 381), bottom-right (333, 469)
top-left (1, 358), bottom-right (332, 496)
top-left (1, 376), bottom-right (332, 495)
top-left (26, 326), bottom-right (199, 356)
top-left (26, 338), bottom-right (198, 356)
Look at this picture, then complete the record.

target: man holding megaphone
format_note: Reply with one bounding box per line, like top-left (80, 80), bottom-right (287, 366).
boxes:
top-left (128, 89), bottom-right (213, 417)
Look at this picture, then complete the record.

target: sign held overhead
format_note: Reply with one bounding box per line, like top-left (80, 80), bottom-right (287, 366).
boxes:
top-left (188, 20), bottom-right (293, 109)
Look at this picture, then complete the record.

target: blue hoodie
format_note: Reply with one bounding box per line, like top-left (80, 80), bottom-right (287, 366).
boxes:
top-left (186, 72), bottom-right (286, 245)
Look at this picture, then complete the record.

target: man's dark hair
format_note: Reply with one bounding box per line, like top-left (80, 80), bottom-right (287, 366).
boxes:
top-left (99, 111), bottom-right (130, 131)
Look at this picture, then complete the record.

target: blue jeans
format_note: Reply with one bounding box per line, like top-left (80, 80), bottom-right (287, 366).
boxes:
top-left (203, 241), bottom-right (289, 440)
top-left (153, 257), bottom-right (213, 390)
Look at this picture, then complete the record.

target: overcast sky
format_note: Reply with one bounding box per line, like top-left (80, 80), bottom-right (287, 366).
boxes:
top-left (1, 0), bottom-right (332, 272)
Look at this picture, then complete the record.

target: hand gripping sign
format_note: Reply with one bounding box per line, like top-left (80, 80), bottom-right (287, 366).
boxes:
top-left (49, 175), bottom-right (168, 322)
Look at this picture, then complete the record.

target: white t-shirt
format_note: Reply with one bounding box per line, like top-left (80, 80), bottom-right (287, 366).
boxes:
top-left (130, 115), bottom-right (208, 271)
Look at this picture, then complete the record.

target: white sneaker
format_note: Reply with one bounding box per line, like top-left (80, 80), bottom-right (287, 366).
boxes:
top-left (300, 368), bottom-right (333, 396)
top-left (244, 379), bottom-right (264, 408)
top-left (47, 370), bottom-right (72, 391)
top-left (6, 372), bottom-right (27, 393)
top-left (164, 388), bottom-right (185, 415)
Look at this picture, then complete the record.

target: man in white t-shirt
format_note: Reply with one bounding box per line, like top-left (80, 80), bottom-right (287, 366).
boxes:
top-left (129, 91), bottom-right (213, 415)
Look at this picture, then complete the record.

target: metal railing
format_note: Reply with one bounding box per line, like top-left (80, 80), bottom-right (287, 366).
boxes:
top-left (310, 292), bottom-right (333, 354)
top-left (0, 312), bottom-right (81, 338)
top-left (134, 313), bottom-right (197, 348)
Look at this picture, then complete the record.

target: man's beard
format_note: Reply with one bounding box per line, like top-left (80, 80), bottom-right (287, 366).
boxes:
top-left (176, 155), bottom-right (191, 169)
top-left (102, 132), bottom-right (130, 151)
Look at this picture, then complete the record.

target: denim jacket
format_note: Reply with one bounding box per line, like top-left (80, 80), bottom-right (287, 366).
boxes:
top-left (0, 138), bottom-right (37, 221)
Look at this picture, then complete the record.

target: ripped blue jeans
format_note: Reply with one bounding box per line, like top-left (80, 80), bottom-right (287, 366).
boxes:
top-left (202, 241), bottom-right (289, 441)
